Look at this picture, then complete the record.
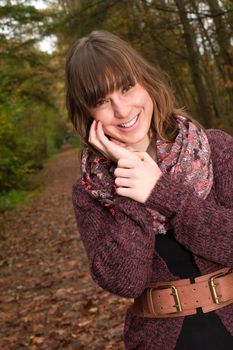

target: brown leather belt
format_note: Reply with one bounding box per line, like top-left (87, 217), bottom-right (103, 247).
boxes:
top-left (132, 267), bottom-right (233, 318)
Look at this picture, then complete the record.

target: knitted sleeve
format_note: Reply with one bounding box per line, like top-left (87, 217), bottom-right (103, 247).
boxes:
top-left (72, 181), bottom-right (155, 298)
top-left (145, 129), bottom-right (233, 267)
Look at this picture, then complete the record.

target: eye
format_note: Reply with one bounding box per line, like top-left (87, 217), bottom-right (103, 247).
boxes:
top-left (95, 98), bottom-right (108, 107)
top-left (122, 84), bottom-right (133, 94)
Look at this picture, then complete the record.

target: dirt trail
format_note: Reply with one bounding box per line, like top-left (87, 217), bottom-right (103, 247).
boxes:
top-left (0, 147), bottom-right (129, 350)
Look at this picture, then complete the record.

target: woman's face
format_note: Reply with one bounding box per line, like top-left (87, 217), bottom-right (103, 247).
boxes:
top-left (90, 82), bottom-right (154, 151)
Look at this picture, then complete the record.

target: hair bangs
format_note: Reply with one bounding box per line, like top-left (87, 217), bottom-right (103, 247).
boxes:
top-left (66, 31), bottom-right (200, 145)
top-left (76, 50), bottom-right (137, 110)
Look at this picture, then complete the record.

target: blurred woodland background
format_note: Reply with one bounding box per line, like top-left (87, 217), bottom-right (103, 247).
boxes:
top-left (0, 1), bottom-right (233, 349)
top-left (0, 0), bottom-right (233, 206)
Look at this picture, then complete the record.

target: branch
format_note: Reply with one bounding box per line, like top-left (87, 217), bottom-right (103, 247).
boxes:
top-left (142, 0), bottom-right (233, 19)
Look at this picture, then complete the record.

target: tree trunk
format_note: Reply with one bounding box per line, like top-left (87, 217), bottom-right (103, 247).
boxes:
top-left (207, 0), bottom-right (233, 68)
top-left (207, 0), bottom-right (233, 109)
top-left (174, 0), bottom-right (214, 127)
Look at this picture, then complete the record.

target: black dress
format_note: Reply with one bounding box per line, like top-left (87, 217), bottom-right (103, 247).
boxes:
top-left (156, 229), bottom-right (233, 350)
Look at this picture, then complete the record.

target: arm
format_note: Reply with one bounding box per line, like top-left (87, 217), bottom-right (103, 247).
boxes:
top-left (72, 181), bottom-right (155, 298)
top-left (145, 129), bottom-right (233, 267)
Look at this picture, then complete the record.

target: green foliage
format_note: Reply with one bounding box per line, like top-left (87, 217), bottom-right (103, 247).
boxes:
top-left (0, 2), bottom-right (68, 194)
top-left (56, 0), bottom-right (233, 131)
top-left (0, 189), bottom-right (28, 212)
top-left (0, 73), bottom-right (30, 190)
top-left (1, 0), bottom-right (233, 201)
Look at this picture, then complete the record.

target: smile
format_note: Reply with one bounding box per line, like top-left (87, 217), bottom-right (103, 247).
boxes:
top-left (118, 114), bottom-right (139, 128)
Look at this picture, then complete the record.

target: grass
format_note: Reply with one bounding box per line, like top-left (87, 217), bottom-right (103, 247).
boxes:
top-left (0, 141), bottom-right (80, 212)
top-left (0, 167), bottom-right (45, 212)
top-left (0, 189), bottom-right (29, 212)
top-left (0, 186), bottom-right (44, 212)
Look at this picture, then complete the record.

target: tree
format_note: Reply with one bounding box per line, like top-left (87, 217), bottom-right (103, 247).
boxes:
top-left (0, 1), bottom-right (67, 191)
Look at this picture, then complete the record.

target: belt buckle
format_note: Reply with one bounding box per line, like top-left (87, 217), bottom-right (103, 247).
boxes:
top-left (149, 284), bottom-right (183, 315)
top-left (209, 268), bottom-right (233, 304)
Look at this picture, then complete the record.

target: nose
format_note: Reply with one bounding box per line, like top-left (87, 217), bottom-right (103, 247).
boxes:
top-left (111, 94), bottom-right (131, 119)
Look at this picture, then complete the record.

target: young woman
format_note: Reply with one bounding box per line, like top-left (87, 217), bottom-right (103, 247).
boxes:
top-left (65, 31), bottom-right (233, 349)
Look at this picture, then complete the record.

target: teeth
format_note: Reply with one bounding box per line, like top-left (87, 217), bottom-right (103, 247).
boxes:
top-left (120, 115), bottom-right (138, 128)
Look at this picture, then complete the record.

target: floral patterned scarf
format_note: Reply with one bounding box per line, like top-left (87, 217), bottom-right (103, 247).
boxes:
top-left (81, 115), bottom-right (213, 234)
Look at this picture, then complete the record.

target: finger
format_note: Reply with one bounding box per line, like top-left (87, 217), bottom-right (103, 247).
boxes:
top-left (116, 186), bottom-right (133, 197)
top-left (89, 122), bottom-right (102, 149)
top-left (88, 121), bottom-right (110, 158)
top-left (96, 121), bottom-right (109, 145)
top-left (134, 151), bottom-right (156, 164)
top-left (118, 158), bottom-right (140, 169)
top-left (110, 137), bottom-right (126, 147)
top-left (89, 120), bottom-right (106, 149)
top-left (125, 145), bottom-right (136, 151)
top-left (88, 120), bottom-right (97, 143)
top-left (114, 167), bottom-right (132, 178)
top-left (115, 177), bottom-right (132, 187)
top-left (132, 151), bottom-right (147, 161)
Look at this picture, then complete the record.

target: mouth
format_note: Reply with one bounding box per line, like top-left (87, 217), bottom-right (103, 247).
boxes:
top-left (118, 113), bottom-right (140, 128)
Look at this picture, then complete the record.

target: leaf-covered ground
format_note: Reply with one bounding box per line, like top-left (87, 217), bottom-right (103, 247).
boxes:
top-left (0, 147), bottom-right (131, 350)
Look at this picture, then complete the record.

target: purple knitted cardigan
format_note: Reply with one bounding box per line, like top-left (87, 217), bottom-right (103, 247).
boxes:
top-left (72, 129), bottom-right (233, 350)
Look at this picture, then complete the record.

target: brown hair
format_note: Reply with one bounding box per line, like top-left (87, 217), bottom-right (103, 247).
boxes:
top-left (65, 30), bottom-right (202, 145)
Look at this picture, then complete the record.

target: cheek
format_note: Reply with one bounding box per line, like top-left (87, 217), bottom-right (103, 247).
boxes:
top-left (136, 89), bottom-right (153, 108)
top-left (91, 111), bottom-right (100, 121)
top-left (92, 111), bottom-right (109, 124)
top-left (145, 92), bottom-right (153, 112)
top-left (147, 97), bottom-right (154, 114)
top-left (92, 112), bottom-right (114, 135)
top-left (140, 93), bottom-right (153, 117)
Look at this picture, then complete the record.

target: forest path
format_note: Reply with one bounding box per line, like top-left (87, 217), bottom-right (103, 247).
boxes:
top-left (0, 147), bottom-right (128, 350)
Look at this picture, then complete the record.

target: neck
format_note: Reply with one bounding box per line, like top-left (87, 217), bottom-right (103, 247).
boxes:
top-left (126, 131), bottom-right (155, 153)
top-left (146, 138), bottom-right (157, 159)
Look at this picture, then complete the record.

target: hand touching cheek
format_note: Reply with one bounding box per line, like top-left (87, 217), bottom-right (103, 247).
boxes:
top-left (114, 152), bottom-right (162, 203)
top-left (88, 120), bottom-right (141, 162)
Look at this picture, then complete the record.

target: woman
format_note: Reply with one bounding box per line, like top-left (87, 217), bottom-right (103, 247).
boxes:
top-left (65, 31), bottom-right (233, 349)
